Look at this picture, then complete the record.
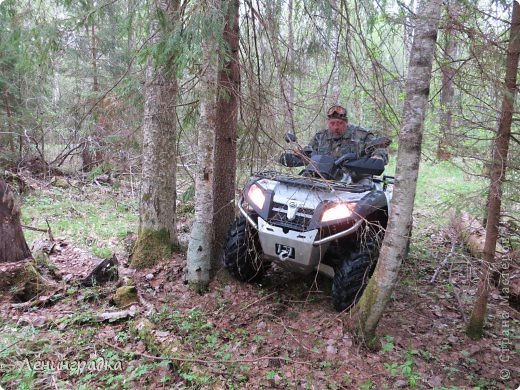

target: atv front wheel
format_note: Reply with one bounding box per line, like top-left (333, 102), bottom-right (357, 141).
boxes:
top-left (331, 241), bottom-right (378, 312)
top-left (223, 215), bottom-right (267, 282)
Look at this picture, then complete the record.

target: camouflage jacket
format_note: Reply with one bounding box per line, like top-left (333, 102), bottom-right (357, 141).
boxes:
top-left (308, 124), bottom-right (389, 164)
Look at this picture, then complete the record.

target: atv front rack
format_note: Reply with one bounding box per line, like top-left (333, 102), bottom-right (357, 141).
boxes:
top-left (253, 170), bottom-right (372, 193)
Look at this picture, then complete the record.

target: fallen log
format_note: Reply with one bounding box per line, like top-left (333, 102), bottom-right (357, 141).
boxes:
top-left (451, 209), bottom-right (518, 310)
top-left (451, 209), bottom-right (507, 256)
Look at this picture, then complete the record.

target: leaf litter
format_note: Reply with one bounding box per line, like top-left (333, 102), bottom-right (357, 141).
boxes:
top-left (0, 184), bottom-right (518, 389)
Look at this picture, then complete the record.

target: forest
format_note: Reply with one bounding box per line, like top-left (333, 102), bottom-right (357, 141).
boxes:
top-left (0, 0), bottom-right (519, 388)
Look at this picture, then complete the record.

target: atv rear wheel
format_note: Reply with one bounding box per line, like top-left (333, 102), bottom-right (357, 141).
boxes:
top-left (331, 240), bottom-right (378, 312)
top-left (223, 215), bottom-right (267, 282)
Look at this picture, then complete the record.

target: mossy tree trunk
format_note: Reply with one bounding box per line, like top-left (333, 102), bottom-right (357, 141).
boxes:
top-left (466, 0), bottom-right (520, 339)
top-left (354, 0), bottom-right (443, 347)
top-left (131, 0), bottom-right (180, 269)
top-left (0, 179), bottom-right (31, 263)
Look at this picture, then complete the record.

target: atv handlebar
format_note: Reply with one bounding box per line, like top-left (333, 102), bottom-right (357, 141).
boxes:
top-left (284, 132), bottom-right (297, 143)
top-left (334, 153), bottom-right (357, 166)
top-left (281, 150), bottom-right (386, 177)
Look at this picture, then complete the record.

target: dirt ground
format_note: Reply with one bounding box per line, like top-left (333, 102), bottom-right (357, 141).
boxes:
top-left (1, 229), bottom-right (518, 390)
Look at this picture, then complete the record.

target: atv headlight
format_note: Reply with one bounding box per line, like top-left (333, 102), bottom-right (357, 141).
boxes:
top-left (321, 203), bottom-right (353, 222)
top-left (247, 183), bottom-right (266, 210)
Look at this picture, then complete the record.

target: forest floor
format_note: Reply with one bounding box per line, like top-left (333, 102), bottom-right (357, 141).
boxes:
top-left (0, 174), bottom-right (519, 389)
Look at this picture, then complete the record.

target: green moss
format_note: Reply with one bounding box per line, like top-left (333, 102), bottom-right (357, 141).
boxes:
top-left (32, 250), bottom-right (58, 273)
top-left (215, 268), bottom-right (235, 285)
top-left (466, 294), bottom-right (487, 340)
top-left (353, 279), bottom-right (381, 351)
top-left (364, 334), bottom-right (381, 351)
top-left (130, 228), bottom-right (173, 269)
top-left (160, 338), bottom-right (183, 356)
top-left (51, 177), bottom-right (69, 189)
top-left (33, 250), bottom-right (50, 266)
top-left (187, 281), bottom-right (209, 295)
top-left (465, 318), bottom-right (484, 340)
top-left (0, 261), bottom-right (52, 302)
top-left (18, 263), bottom-right (44, 300)
top-left (113, 286), bottom-right (138, 307)
top-left (131, 318), bottom-right (157, 351)
top-left (129, 318), bottom-right (181, 368)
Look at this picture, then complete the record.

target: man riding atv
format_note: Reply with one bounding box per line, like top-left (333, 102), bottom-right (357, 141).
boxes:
top-left (222, 104), bottom-right (393, 311)
top-left (280, 104), bottom-right (390, 183)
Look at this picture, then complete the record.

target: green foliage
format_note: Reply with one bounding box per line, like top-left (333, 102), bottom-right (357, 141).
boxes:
top-left (359, 379), bottom-right (375, 390)
top-left (400, 359), bottom-right (420, 387)
top-left (414, 160), bottom-right (487, 226)
top-left (383, 358), bottom-right (420, 387)
top-left (144, 1), bottom-right (229, 80)
top-left (181, 184), bottom-right (195, 203)
top-left (116, 331), bottom-right (130, 343)
top-left (92, 246), bottom-right (112, 259)
top-left (381, 335), bottom-right (394, 353)
top-left (126, 363), bottom-right (155, 381)
top-left (86, 164), bottom-right (111, 181)
top-left (264, 370), bottom-right (278, 380)
top-left (180, 369), bottom-right (214, 385)
top-left (318, 360), bottom-right (332, 369)
top-left (21, 186), bottom-right (138, 257)
top-left (252, 335), bottom-right (264, 344)
top-left (0, 325), bottom-right (39, 389)
top-left (384, 362), bottom-right (399, 376)
top-left (54, 309), bottom-right (95, 328)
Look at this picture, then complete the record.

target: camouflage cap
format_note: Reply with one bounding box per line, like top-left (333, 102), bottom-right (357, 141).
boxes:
top-left (327, 105), bottom-right (348, 122)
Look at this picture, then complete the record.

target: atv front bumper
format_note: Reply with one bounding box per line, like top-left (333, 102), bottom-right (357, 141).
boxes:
top-left (238, 202), bottom-right (363, 275)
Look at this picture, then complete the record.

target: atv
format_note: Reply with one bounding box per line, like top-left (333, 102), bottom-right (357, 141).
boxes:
top-left (222, 142), bottom-right (393, 312)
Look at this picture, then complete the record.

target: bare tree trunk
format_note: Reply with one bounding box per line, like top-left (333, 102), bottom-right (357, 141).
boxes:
top-left (212, 0), bottom-right (240, 258)
top-left (0, 180), bottom-right (31, 263)
top-left (354, 0), bottom-right (443, 348)
top-left (330, 0), bottom-right (341, 103)
top-left (436, 0), bottom-right (460, 161)
top-left (403, 0), bottom-right (416, 54)
top-left (91, 23), bottom-right (99, 94)
top-left (131, 0), bottom-right (180, 269)
top-left (283, 0), bottom-right (295, 135)
top-left (82, 11), bottom-right (102, 172)
top-left (2, 85), bottom-right (15, 155)
top-left (186, 3), bottom-right (219, 289)
top-left (466, 0), bottom-right (520, 339)
top-left (267, 1), bottom-right (295, 136)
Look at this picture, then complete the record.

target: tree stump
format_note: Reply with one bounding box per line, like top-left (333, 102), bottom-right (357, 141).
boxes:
top-left (0, 179), bottom-right (52, 301)
top-left (0, 260), bottom-right (53, 301)
top-left (0, 180), bottom-right (31, 263)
